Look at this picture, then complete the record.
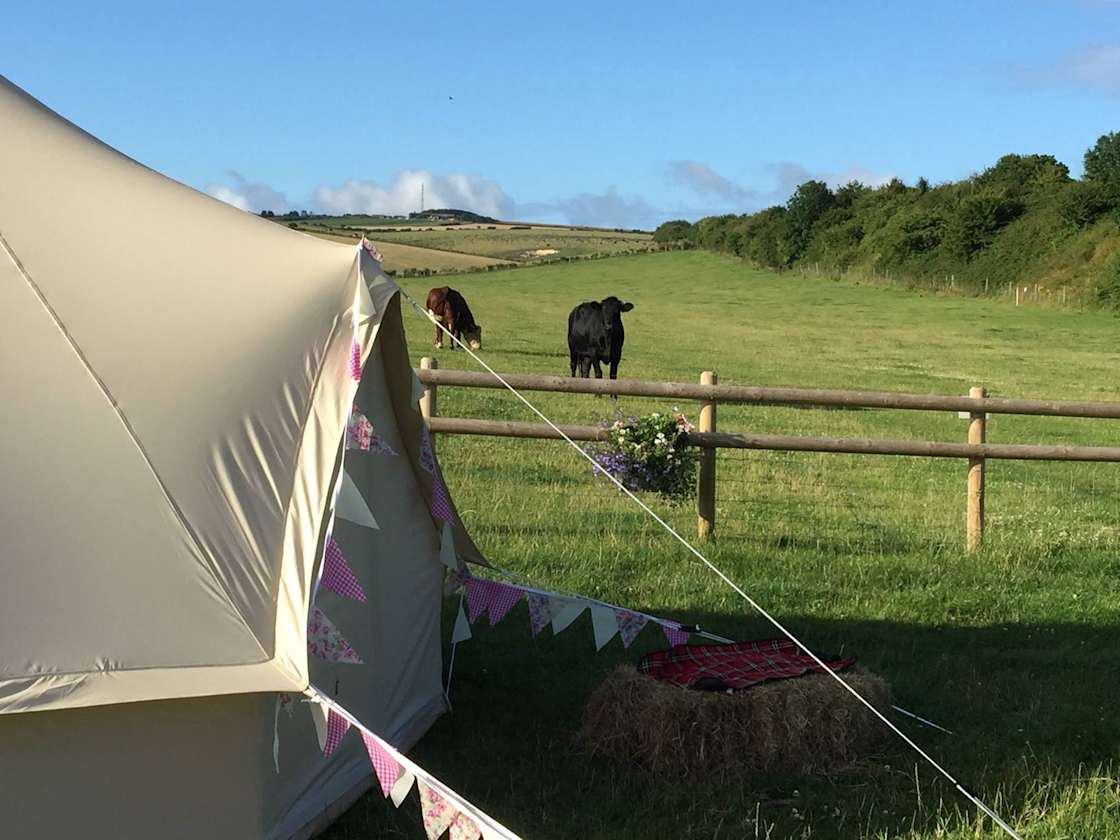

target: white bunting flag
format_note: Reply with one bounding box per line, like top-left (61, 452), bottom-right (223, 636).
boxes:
top-left (309, 698), bottom-right (329, 751)
top-left (591, 605), bottom-right (620, 651)
top-left (412, 372), bottom-right (426, 408)
top-left (550, 598), bottom-right (585, 635)
top-left (440, 521), bottom-right (459, 570)
top-left (390, 769), bottom-right (416, 808)
top-left (451, 598), bottom-right (472, 644)
top-left (337, 471), bottom-right (379, 529)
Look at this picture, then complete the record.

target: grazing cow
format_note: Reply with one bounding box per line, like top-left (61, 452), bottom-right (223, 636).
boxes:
top-left (567, 296), bottom-right (634, 386)
top-left (426, 286), bottom-right (482, 350)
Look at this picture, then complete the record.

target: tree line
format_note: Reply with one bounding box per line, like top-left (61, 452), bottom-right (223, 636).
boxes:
top-left (654, 133), bottom-right (1120, 306)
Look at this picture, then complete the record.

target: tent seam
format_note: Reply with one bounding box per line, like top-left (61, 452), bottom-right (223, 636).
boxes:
top-left (0, 226), bottom-right (268, 662)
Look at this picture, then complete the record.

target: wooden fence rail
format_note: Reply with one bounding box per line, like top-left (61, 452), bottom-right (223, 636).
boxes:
top-left (416, 360), bottom-right (1120, 550)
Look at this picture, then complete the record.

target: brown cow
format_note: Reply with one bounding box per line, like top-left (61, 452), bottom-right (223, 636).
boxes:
top-left (426, 286), bottom-right (482, 350)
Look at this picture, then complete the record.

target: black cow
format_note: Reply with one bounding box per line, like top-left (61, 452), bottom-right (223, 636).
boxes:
top-left (567, 296), bottom-right (634, 385)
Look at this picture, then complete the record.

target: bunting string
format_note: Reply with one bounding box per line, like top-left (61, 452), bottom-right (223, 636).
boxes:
top-left (307, 684), bottom-right (521, 840)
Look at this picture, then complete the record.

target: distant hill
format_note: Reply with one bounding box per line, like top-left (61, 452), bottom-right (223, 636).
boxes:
top-left (658, 134), bottom-right (1120, 308)
top-left (409, 208), bottom-right (499, 224)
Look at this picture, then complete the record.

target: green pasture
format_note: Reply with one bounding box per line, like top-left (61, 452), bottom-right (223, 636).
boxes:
top-left (370, 224), bottom-right (657, 262)
top-left (325, 251), bottom-right (1120, 839)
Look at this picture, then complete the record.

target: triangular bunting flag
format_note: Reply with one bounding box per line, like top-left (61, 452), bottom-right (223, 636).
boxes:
top-left (323, 708), bottom-right (351, 757)
top-left (347, 409), bottom-right (374, 451)
top-left (357, 271), bottom-right (376, 319)
top-left (390, 769), bottom-right (416, 808)
top-left (309, 699), bottom-right (329, 751)
top-left (418, 780), bottom-right (457, 840)
top-left (487, 583), bottom-right (524, 627)
top-left (550, 598), bottom-right (586, 635)
top-left (337, 471), bottom-right (379, 530)
top-left (361, 732), bottom-right (400, 797)
top-left (464, 578), bottom-right (492, 624)
top-left (440, 521), bottom-right (459, 570)
top-left (451, 598), bottom-right (472, 644)
top-left (349, 338), bottom-right (363, 381)
top-left (526, 592), bottom-right (552, 637)
top-left (308, 606), bottom-right (363, 664)
top-left (418, 426), bottom-right (437, 475)
top-left (662, 622), bottom-right (690, 647)
top-left (431, 475), bottom-right (456, 524)
top-left (322, 538), bottom-right (367, 602)
top-left (412, 373), bottom-right (427, 411)
top-left (591, 605), bottom-right (620, 651)
top-left (449, 811), bottom-right (482, 840)
top-left (615, 609), bottom-right (648, 648)
top-left (444, 567), bottom-right (468, 597)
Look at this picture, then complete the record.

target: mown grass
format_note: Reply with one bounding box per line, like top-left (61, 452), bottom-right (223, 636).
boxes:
top-left (324, 251), bottom-right (1120, 839)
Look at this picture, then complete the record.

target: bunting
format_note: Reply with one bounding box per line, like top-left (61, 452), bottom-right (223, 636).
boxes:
top-left (336, 471), bottom-right (380, 530)
top-left (307, 606), bottom-right (363, 664)
top-left (323, 708), bottom-right (351, 757)
top-left (663, 623), bottom-right (691, 647)
top-left (349, 339), bottom-right (363, 381)
top-left (486, 584), bottom-right (523, 627)
top-left (615, 610), bottom-right (649, 648)
top-left (590, 606), bottom-right (619, 651)
top-left (347, 408), bottom-right (397, 455)
top-left (431, 475), bottom-right (456, 524)
top-left (307, 687), bottom-right (521, 838)
top-left (419, 780), bottom-right (456, 840)
top-left (440, 521), bottom-right (460, 570)
top-left (526, 593), bottom-right (552, 637)
top-left (361, 731), bottom-right (400, 797)
top-left (321, 538), bottom-right (367, 602)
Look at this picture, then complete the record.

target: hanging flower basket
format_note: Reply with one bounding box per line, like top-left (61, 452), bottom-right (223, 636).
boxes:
top-left (591, 412), bottom-right (699, 503)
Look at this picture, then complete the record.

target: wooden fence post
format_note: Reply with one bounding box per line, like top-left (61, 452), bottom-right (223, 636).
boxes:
top-left (698, 370), bottom-right (718, 541)
top-left (967, 385), bottom-right (986, 553)
top-left (420, 356), bottom-right (438, 452)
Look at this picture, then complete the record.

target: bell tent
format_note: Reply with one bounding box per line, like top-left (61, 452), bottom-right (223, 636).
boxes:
top-left (0, 74), bottom-right (485, 838)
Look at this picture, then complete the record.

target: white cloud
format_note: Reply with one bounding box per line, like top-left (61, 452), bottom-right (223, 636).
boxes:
top-left (768, 161), bottom-right (895, 194)
top-left (667, 160), bottom-right (755, 200)
top-left (1008, 42), bottom-right (1120, 95)
top-left (313, 170), bottom-right (513, 218)
top-left (205, 171), bottom-right (289, 213)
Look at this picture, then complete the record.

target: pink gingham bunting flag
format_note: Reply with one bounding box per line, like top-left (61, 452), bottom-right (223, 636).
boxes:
top-left (430, 475), bottom-right (456, 524)
top-left (361, 731), bottom-right (400, 797)
top-left (487, 583), bottom-right (524, 627)
top-left (526, 592), bottom-right (552, 636)
top-left (464, 577), bottom-right (491, 624)
top-left (323, 708), bottom-right (351, 757)
top-left (418, 426), bottom-right (437, 475)
top-left (418, 780), bottom-right (457, 840)
top-left (307, 606), bottom-right (363, 664)
top-left (615, 609), bottom-right (648, 648)
top-left (662, 622), bottom-right (690, 647)
top-left (321, 538), bottom-right (367, 602)
top-left (349, 339), bottom-right (363, 381)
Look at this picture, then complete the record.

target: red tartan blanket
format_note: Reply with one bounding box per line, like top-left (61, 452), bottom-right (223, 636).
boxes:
top-left (638, 638), bottom-right (854, 691)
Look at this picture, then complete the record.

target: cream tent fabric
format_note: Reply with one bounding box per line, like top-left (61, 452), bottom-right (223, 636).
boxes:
top-left (0, 74), bottom-right (481, 837)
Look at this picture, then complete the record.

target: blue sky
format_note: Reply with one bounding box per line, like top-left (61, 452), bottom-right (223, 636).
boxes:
top-left (4, 1), bottom-right (1119, 228)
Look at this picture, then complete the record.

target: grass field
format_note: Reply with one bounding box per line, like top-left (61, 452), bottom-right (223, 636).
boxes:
top-left (304, 229), bottom-right (513, 273)
top-left (369, 225), bottom-right (657, 262)
top-left (324, 251), bottom-right (1120, 839)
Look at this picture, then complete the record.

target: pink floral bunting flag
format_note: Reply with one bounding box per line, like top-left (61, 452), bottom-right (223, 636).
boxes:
top-left (346, 410), bottom-right (374, 451)
top-left (308, 606), bottom-right (363, 664)
top-left (418, 780), bottom-right (457, 840)
top-left (323, 708), bottom-right (351, 757)
top-left (526, 592), bottom-right (552, 637)
top-left (418, 426), bottom-right (437, 475)
top-left (615, 609), bottom-right (648, 648)
top-left (361, 731), bottom-right (400, 797)
top-left (321, 538), bottom-right (367, 602)
top-left (662, 622), bottom-right (690, 647)
top-left (449, 812), bottom-right (482, 840)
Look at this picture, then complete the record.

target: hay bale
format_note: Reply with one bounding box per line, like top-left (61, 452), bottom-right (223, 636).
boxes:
top-left (579, 665), bottom-right (892, 780)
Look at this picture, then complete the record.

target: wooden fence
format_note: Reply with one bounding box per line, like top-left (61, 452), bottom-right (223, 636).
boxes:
top-left (415, 359), bottom-right (1120, 550)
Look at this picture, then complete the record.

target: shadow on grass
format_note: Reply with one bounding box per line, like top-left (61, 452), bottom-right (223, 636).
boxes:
top-left (323, 604), bottom-right (1119, 840)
